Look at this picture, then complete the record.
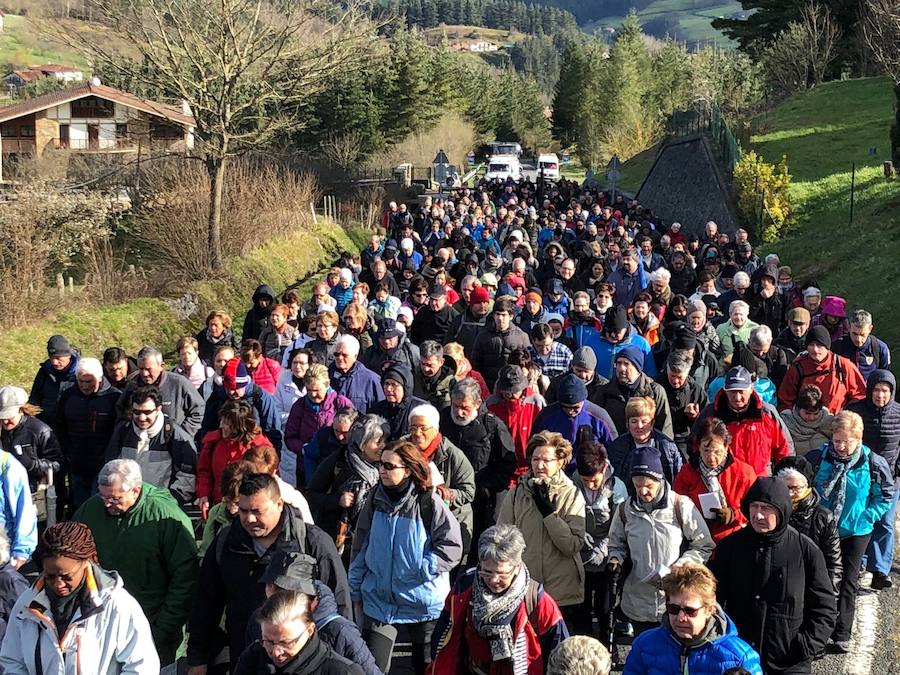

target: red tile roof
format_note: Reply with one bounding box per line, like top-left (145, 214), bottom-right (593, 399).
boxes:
top-left (0, 82), bottom-right (194, 126)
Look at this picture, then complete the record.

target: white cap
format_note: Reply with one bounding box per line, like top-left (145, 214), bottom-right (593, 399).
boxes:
top-left (0, 386), bottom-right (27, 419)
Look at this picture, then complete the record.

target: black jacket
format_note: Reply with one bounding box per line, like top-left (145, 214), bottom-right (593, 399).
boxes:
top-left (0, 414), bottom-right (63, 490)
top-left (447, 308), bottom-right (489, 358)
top-left (187, 505), bottom-right (351, 668)
top-left (195, 327), bottom-right (241, 364)
top-left (590, 373), bottom-right (674, 439)
top-left (233, 633), bottom-right (364, 675)
top-left (0, 561), bottom-right (28, 642)
top-left (847, 369), bottom-right (900, 477)
top-left (789, 489), bottom-right (843, 593)
top-left (56, 380), bottom-right (121, 478)
top-left (361, 336), bottom-right (420, 376)
top-left (471, 321), bottom-right (530, 390)
top-left (438, 406), bottom-right (517, 504)
top-left (774, 328), bottom-right (806, 361)
top-left (28, 358), bottom-right (78, 428)
top-left (368, 364), bottom-right (426, 441)
top-left (242, 284), bottom-right (276, 341)
top-left (654, 372), bottom-right (708, 450)
top-left (710, 478), bottom-right (836, 674)
top-left (410, 305), bottom-right (457, 345)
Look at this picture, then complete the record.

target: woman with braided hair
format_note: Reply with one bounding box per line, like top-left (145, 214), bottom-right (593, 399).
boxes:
top-left (0, 521), bottom-right (159, 674)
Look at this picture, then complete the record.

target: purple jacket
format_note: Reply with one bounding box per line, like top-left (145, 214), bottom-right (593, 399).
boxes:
top-left (284, 390), bottom-right (353, 456)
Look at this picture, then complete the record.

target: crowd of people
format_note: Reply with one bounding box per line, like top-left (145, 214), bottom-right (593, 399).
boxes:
top-left (0, 175), bottom-right (896, 675)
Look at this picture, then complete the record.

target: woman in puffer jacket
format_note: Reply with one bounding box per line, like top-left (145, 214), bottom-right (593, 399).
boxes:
top-left (607, 447), bottom-right (714, 637)
top-left (349, 440), bottom-right (463, 675)
top-left (781, 385), bottom-right (834, 455)
top-left (623, 563), bottom-right (762, 674)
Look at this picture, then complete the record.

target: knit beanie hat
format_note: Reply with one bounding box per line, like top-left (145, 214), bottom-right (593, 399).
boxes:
top-left (805, 325), bottom-right (832, 350)
top-left (572, 347), bottom-right (597, 372)
top-left (631, 447), bottom-right (665, 482)
top-left (557, 373), bottom-right (588, 406)
top-left (604, 305), bottom-right (629, 333)
top-left (614, 344), bottom-right (644, 372)
top-left (223, 358), bottom-right (251, 389)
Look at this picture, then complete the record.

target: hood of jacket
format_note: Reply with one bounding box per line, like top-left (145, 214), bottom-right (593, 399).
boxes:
top-left (740, 476), bottom-right (791, 539)
top-left (867, 369), bottom-right (896, 407)
top-left (252, 284), bottom-right (276, 309)
top-left (382, 362), bottom-right (414, 402)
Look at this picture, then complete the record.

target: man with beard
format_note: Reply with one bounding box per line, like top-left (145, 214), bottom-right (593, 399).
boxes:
top-left (361, 318), bottom-right (420, 375)
top-left (410, 284), bottom-right (458, 345)
top-left (447, 286), bottom-right (492, 358)
top-left (413, 341), bottom-right (458, 410)
top-left (607, 248), bottom-right (646, 308)
top-left (368, 363), bottom-right (425, 441)
top-left (439, 378), bottom-right (516, 563)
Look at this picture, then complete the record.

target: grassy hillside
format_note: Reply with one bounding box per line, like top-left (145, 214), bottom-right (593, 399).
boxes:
top-left (752, 77), bottom-right (900, 355)
top-left (585, 0), bottom-right (744, 44)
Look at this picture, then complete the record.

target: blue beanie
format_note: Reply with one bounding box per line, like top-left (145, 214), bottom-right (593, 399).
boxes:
top-left (557, 373), bottom-right (588, 406)
top-left (614, 344), bottom-right (644, 372)
top-left (631, 446), bottom-right (665, 481)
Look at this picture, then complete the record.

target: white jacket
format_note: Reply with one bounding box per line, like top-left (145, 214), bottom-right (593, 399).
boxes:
top-left (0, 566), bottom-right (159, 675)
top-left (607, 488), bottom-right (714, 623)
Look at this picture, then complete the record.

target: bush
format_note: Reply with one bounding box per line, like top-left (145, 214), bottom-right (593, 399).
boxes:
top-left (733, 150), bottom-right (794, 243)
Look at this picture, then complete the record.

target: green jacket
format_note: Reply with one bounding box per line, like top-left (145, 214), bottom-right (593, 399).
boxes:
top-left (199, 501), bottom-right (233, 557)
top-left (74, 482), bottom-right (199, 648)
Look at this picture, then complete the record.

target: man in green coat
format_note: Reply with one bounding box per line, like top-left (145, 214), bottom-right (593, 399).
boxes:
top-left (74, 458), bottom-right (199, 666)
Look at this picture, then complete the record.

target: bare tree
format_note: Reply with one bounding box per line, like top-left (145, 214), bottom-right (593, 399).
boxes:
top-left (864, 0), bottom-right (900, 84)
top-left (69, 0), bottom-right (381, 271)
top-left (320, 131), bottom-right (366, 171)
top-left (799, 3), bottom-right (841, 87)
top-left (763, 3), bottom-right (841, 95)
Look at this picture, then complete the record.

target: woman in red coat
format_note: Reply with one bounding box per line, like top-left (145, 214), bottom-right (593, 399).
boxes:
top-left (429, 524), bottom-right (568, 675)
top-left (240, 338), bottom-right (282, 394)
top-left (196, 398), bottom-right (275, 510)
top-left (673, 416), bottom-right (756, 542)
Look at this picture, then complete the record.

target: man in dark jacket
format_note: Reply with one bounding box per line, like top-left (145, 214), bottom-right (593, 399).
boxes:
top-left (655, 351), bottom-right (708, 454)
top-left (328, 335), bottom-right (383, 414)
top-left (774, 307), bottom-right (810, 360)
top-left (56, 357), bottom-right (121, 508)
top-left (591, 345), bottom-right (673, 438)
top-left (361, 318), bottom-right (420, 375)
top-left (545, 346), bottom-right (608, 405)
top-left (29, 334), bottom-right (79, 429)
top-left (101, 347), bottom-right (139, 390)
top-left (446, 286), bottom-right (491, 357)
top-left (368, 363), bottom-right (426, 440)
top-left (187, 473), bottom-right (350, 672)
top-left (410, 284), bottom-right (457, 345)
top-left (439, 378), bottom-right (516, 562)
top-left (200, 358), bottom-right (282, 449)
top-left (471, 298), bottom-right (530, 390)
top-left (710, 477), bottom-right (836, 674)
top-left (105, 385), bottom-right (197, 505)
top-left (117, 346), bottom-right (205, 438)
top-left (242, 284), bottom-right (276, 341)
top-left (413, 341), bottom-right (458, 410)
top-left (832, 309), bottom-right (892, 383)
top-left (847, 369), bottom-right (900, 589)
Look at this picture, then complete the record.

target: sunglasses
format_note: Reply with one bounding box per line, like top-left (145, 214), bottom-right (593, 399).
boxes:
top-left (377, 461), bottom-right (406, 472)
top-left (666, 603), bottom-right (705, 618)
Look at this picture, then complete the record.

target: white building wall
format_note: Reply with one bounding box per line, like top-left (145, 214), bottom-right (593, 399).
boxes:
top-left (99, 123), bottom-right (116, 148)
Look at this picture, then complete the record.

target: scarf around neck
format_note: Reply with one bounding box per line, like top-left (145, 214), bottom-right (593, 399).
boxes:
top-left (472, 564), bottom-right (531, 670)
top-left (698, 458), bottom-right (727, 504)
top-left (820, 443), bottom-right (863, 522)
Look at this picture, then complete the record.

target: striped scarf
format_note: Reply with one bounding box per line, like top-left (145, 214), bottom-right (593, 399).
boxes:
top-left (472, 566), bottom-right (531, 673)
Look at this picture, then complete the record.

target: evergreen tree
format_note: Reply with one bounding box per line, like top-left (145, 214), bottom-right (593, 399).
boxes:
top-left (551, 39), bottom-right (588, 146)
top-left (652, 40), bottom-right (692, 116)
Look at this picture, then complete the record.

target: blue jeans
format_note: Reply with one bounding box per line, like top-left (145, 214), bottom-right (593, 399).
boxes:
top-left (866, 486), bottom-right (900, 576)
top-left (69, 474), bottom-right (98, 509)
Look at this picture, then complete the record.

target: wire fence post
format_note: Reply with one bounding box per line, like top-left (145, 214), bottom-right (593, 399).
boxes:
top-left (849, 162), bottom-right (856, 224)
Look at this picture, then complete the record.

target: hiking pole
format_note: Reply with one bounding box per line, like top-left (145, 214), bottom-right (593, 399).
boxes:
top-left (45, 464), bottom-right (58, 528)
top-left (607, 567), bottom-right (621, 665)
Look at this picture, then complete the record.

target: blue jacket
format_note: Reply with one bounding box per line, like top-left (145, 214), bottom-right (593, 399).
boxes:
top-left (534, 401), bottom-right (617, 462)
top-left (329, 283), bottom-right (355, 316)
top-left (593, 329), bottom-right (656, 380)
top-left (542, 296), bottom-right (570, 318)
top-left (815, 443), bottom-right (894, 539)
top-left (565, 316), bottom-right (604, 353)
top-left (349, 484), bottom-right (463, 624)
top-left (607, 430), bottom-right (683, 487)
top-left (624, 610), bottom-right (762, 675)
top-left (607, 266), bottom-right (647, 307)
top-left (329, 361), bottom-right (384, 414)
top-left (833, 334), bottom-right (891, 382)
top-left (0, 451), bottom-right (37, 561)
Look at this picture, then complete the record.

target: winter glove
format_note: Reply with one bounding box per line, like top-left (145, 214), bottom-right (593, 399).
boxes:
top-left (435, 484), bottom-right (455, 503)
top-left (711, 506), bottom-right (734, 525)
top-left (34, 459), bottom-right (61, 475)
top-left (532, 481), bottom-right (555, 518)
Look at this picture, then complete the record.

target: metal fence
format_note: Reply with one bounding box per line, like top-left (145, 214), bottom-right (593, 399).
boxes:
top-left (667, 103), bottom-right (742, 174)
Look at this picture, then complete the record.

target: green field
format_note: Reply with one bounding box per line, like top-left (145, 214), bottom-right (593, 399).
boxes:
top-left (586, 0), bottom-right (743, 44)
top-left (752, 77), bottom-right (900, 355)
top-left (0, 14), bottom-right (88, 72)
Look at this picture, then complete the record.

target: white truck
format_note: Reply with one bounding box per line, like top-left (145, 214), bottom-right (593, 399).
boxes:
top-left (484, 154), bottom-right (522, 182)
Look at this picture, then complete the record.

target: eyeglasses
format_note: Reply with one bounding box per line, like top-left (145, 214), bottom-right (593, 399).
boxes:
top-left (477, 564), bottom-right (519, 581)
top-left (666, 603), bottom-right (705, 618)
top-left (334, 352), bottom-right (351, 358)
top-left (262, 634), bottom-right (305, 651)
top-left (132, 407), bottom-right (158, 417)
top-left (377, 461), bottom-right (407, 472)
top-left (409, 424), bottom-right (433, 433)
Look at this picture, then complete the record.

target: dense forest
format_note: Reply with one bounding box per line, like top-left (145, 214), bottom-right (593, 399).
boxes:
top-left (374, 0), bottom-right (577, 34)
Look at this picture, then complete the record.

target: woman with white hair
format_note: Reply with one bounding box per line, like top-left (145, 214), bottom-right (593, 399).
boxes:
top-left (430, 524), bottom-right (569, 674)
top-left (716, 300), bottom-right (759, 359)
top-left (648, 268), bottom-right (673, 310)
top-left (547, 636), bottom-right (611, 675)
top-left (330, 268), bottom-right (356, 316)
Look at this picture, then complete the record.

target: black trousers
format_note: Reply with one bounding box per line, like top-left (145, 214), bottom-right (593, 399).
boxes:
top-left (364, 619), bottom-right (435, 675)
top-left (834, 533), bottom-right (871, 641)
top-left (569, 570), bottom-right (609, 637)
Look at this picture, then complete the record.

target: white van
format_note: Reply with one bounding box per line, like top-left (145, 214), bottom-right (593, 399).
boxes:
top-left (489, 141), bottom-right (523, 157)
top-left (537, 153), bottom-right (560, 181)
top-left (485, 155), bottom-right (522, 182)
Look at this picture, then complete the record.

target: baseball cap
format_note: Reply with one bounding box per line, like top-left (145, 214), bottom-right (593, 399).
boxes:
top-left (260, 551), bottom-right (318, 595)
top-left (0, 386), bottom-right (27, 420)
top-left (428, 283), bottom-right (447, 300)
top-left (723, 366), bottom-right (753, 391)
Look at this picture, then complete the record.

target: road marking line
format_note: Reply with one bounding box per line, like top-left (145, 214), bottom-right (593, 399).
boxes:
top-left (842, 586), bottom-right (880, 673)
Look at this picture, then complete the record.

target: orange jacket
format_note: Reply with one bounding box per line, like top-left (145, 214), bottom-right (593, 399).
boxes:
top-left (777, 351), bottom-right (866, 414)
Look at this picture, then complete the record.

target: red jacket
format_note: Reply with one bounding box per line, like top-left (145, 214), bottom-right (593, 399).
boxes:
top-left (777, 351), bottom-right (866, 414)
top-left (486, 393), bottom-right (542, 485)
top-left (673, 454), bottom-right (757, 542)
top-left (693, 391), bottom-right (793, 476)
top-left (248, 357), bottom-right (282, 395)
top-left (458, 358), bottom-right (490, 401)
top-left (197, 430), bottom-right (273, 502)
top-left (428, 570), bottom-right (567, 675)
